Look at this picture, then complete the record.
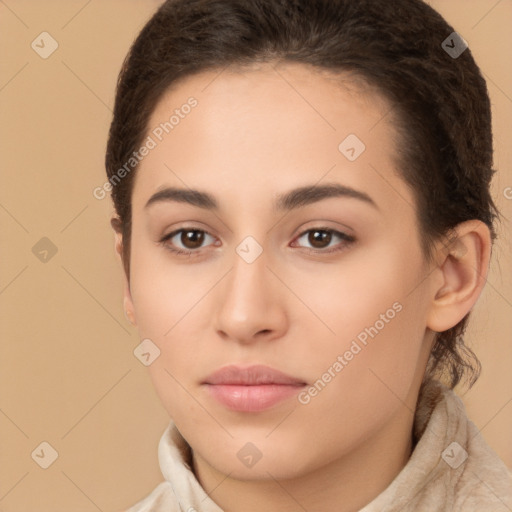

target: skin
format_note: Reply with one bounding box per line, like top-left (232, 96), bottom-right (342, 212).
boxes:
top-left (114, 62), bottom-right (491, 512)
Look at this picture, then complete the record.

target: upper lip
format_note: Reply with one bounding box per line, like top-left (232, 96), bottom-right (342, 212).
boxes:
top-left (202, 365), bottom-right (306, 386)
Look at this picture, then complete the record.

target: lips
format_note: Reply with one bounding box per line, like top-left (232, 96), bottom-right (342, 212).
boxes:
top-left (203, 364), bottom-right (306, 386)
top-left (202, 365), bottom-right (307, 412)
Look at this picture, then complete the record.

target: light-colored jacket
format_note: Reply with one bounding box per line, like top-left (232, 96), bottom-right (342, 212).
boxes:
top-left (126, 379), bottom-right (512, 511)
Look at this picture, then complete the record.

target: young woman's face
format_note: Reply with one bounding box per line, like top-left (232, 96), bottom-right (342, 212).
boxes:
top-left (124, 63), bottom-right (438, 480)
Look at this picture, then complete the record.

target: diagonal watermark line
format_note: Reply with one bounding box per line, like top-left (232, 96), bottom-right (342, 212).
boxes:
top-left (266, 471), bottom-right (310, 512)
top-left (164, 163), bottom-right (232, 233)
top-left (61, 471), bottom-right (104, 511)
top-left (61, 0), bottom-right (93, 29)
top-left (266, 164), bottom-right (335, 235)
top-left (0, 202), bottom-right (29, 233)
top-left (368, 162), bottom-right (458, 269)
top-left (61, 61), bottom-right (112, 112)
top-left (164, 267), bottom-right (233, 336)
top-left (0, 265), bottom-right (28, 296)
top-left (483, 71), bottom-right (512, 105)
top-left (265, 265), bottom-right (336, 335)
top-left (61, 369), bottom-right (131, 439)
top-left (0, 0), bottom-right (29, 28)
top-left (368, 162), bottom-right (491, 272)
top-left (394, 468), bottom-right (441, 512)
top-left (436, 213), bottom-right (512, 313)
top-left (471, 0), bottom-right (503, 29)
top-left (0, 62), bottom-right (29, 93)
top-left (404, 265), bottom-right (437, 300)
top-left (272, 65), bottom-right (336, 131)
top-left (368, 162), bottom-right (415, 211)
top-left (265, 405), bottom-right (298, 438)
top-left (483, 273), bottom-right (512, 309)
top-left (368, 367), bottom-right (415, 415)
top-left (0, 471), bottom-right (29, 502)
top-left (368, 367), bottom-right (445, 444)
top-left (201, 64), bottom-right (231, 92)
top-left (384, 190), bottom-right (511, 314)
top-left (61, 265), bottom-right (131, 334)
top-left (369, 105), bottom-right (394, 132)
top-left (0, 408), bottom-right (29, 438)
top-left (199, 470), bottom-right (234, 503)
top-left (468, 468), bottom-right (512, 511)
top-left (471, 395), bottom-right (512, 442)
top-left (60, 205), bottom-right (88, 233)
top-left (164, 368), bottom-right (234, 438)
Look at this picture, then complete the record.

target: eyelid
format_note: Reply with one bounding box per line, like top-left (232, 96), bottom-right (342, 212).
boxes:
top-left (292, 219), bottom-right (354, 238)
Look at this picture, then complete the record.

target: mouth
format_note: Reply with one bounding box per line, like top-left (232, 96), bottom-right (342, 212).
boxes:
top-left (202, 364), bottom-right (307, 412)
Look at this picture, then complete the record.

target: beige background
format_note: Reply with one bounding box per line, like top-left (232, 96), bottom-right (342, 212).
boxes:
top-left (0, 1), bottom-right (511, 511)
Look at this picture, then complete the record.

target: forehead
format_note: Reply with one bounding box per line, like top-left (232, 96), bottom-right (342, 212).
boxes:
top-left (148, 61), bottom-right (391, 141)
top-left (132, 62), bottom-right (411, 216)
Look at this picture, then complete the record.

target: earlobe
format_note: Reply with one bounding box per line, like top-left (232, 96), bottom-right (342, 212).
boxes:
top-left (114, 230), bottom-right (123, 261)
top-left (123, 294), bottom-right (137, 326)
top-left (426, 220), bottom-right (491, 333)
top-left (121, 261), bottom-right (136, 327)
top-left (120, 255), bottom-right (137, 327)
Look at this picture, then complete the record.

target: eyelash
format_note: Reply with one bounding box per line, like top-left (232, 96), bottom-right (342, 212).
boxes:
top-left (159, 227), bottom-right (356, 257)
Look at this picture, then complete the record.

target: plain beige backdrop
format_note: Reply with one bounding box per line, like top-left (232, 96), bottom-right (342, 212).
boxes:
top-left (0, 1), bottom-right (511, 511)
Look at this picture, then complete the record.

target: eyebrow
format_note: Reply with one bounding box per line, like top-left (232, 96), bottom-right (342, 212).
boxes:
top-left (144, 183), bottom-right (378, 212)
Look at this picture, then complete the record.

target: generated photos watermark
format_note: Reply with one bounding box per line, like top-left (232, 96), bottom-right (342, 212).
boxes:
top-left (93, 97), bottom-right (198, 200)
top-left (298, 301), bottom-right (403, 405)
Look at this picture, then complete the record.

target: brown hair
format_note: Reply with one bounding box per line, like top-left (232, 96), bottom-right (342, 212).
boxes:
top-left (105, 0), bottom-right (498, 389)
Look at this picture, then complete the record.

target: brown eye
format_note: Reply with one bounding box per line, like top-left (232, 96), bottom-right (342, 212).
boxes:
top-left (308, 230), bottom-right (332, 249)
top-left (293, 228), bottom-right (355, 253)
top-left (160, 228), bottom-right (216, 255)
top-left (180, 229), bottom-right (205, 249)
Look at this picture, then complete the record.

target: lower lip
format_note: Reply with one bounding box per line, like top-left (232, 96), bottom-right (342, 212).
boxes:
top-left (204, 384), bottom-right (305, 412)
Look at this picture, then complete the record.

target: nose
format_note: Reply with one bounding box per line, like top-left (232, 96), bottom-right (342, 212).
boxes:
top-left (213, 246), bottom-right (289, 345)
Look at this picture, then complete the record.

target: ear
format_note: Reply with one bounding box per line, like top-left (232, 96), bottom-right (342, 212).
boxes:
top-left (426, 220), bottom-right (491, 332)
top-left (111, 215), bottom-right (137, 327)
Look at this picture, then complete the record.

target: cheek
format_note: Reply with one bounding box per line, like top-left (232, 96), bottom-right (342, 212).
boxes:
top-left (299, 295), bottom-right (427, 457)
top-left (129, 231), bottom-right (215, 338)
top-left (316, 252), bottom-right (429, 399)
top-left (294, 244), bottom-right (423, 342)
top-left (128, 241), bottom-right (220, 413)
top-left (295, 243), bottom-right (430, 396)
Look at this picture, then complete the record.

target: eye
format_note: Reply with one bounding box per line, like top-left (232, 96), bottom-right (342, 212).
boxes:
top-left (291, 227), bottom-right (355, 254)
top-left (160, 228), bottom-right (217, 256)
top-left (159, 226), bottom-right (355, 258)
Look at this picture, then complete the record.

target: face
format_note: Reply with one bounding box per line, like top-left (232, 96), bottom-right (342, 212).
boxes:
top-left (123, 62), bottom-right (437, 480)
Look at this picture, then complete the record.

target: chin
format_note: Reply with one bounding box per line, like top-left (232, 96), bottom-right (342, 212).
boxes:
top-left (198, 439), bottom-right (315, 481)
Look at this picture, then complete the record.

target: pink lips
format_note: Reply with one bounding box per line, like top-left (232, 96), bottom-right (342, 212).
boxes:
top-left (202, 365), bottom-right (307, 412)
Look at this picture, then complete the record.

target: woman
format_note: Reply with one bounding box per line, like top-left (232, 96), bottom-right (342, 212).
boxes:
top-left (105, 0), bottom-right (512, 510)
